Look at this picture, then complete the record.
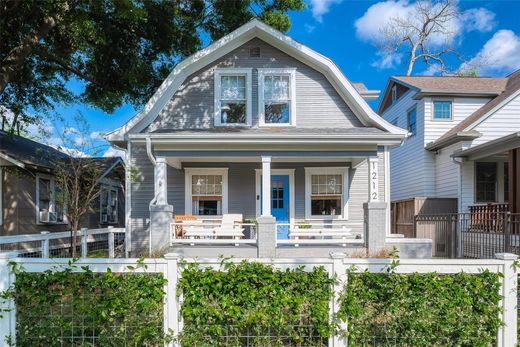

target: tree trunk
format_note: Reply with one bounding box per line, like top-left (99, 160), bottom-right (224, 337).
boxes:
top-left (71, 219), bottom-right (78, 258)
top-left (0, 15), bottom-right (57, 94)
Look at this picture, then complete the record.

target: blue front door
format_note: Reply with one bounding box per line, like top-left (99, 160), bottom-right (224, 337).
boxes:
top-left (261, 175), bottom-right (290, 239)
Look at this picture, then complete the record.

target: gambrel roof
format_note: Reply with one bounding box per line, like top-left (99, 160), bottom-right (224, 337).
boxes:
top-left (106, 19), bottom-right (406, 143)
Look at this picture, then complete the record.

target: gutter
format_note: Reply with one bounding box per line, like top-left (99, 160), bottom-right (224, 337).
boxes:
top-left (425, 130), bottom-right (482, 152)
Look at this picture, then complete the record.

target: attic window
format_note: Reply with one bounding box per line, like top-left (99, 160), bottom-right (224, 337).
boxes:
top-left (391, 85), bottom-right (397, 103)
top-left (249, 47), bottom-right (260, 57)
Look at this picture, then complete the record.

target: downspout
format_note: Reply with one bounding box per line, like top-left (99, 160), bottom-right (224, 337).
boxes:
top-left (146, 137), bottom-right (157, 256)
top-left (452, 156), bottom-right (465, 213)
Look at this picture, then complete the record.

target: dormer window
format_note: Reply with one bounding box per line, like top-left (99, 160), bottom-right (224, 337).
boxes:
top-left (214, 68), bottom-right (252, 126)
top-left (391, 85), bottom-right (397, 103)
top-left (258, 68), bottom-right (296, 126)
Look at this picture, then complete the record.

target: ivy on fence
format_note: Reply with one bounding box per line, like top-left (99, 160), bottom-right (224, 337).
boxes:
top-left (337, 268), bottom-right (503, 346)
top-left (178, 261), bottom-right (335, 346)
top-left (4, 260), bottom-right (171, 346)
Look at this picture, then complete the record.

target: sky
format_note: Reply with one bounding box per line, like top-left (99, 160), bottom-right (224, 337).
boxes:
top-left (33, 0), bottom-right (520, 158)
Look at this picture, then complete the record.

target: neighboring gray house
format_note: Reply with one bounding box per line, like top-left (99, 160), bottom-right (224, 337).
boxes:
top-left (0, 131), bottom-right (125, 236)
top-left (107, 20), bottom-right (427, 258)
top-left (380, 72), bottom-right (520, 234)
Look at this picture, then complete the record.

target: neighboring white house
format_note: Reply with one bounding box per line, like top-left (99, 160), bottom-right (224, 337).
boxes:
top-left (380, 72), bottom-right (520, 216)
top-left (104, 20), bottom-right (432, 258)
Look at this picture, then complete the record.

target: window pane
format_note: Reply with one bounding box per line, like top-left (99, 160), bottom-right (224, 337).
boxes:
top-left (221, 76), bottom-right (245, 99)
top-left (311, 198), bottom-right (341, 216)
top-left (265, 102), bottom-right (289, 123)
top-left (433, 101), bottom-right (452, 119)
top-left (221, 101), bottom-right (246, 124)
top-left (476, 162), bottom-right (497, 202)
top-left (193, 200), bottom-right (221, 215)
top-left (407, 108), bottom-right (417, 135)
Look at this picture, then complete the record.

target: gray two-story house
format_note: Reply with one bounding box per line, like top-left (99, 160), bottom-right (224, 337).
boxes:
top-left (106, 20), bottom-right (426, 258)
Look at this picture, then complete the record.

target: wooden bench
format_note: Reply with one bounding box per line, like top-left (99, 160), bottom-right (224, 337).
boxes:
top-left (289, 226), bottom-right (353, 247)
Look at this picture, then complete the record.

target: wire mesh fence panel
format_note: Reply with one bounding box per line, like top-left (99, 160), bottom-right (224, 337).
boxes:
top-left (180, 325), bottom-right (329, 347)
top-left (0, 240), bottom-right (43, 258)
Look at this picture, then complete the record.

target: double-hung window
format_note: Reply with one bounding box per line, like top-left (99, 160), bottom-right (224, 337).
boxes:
top-left (214, 69), bottom-right (252, 126)
top-left (258, 69), bottom-right (296, 126)
top-left (407, 106), bottom-right (417, 136)
top-left (433, 100), bottom-right (452, 120)
top-left (475, 162), bottom-right (497, 203)
top-left (100, 185), bottom-right (118, 224)
top-left (185, 168), bottom-right (228, 217)
top-left (36, 175), bottom-right (65, 223)
top-left (305, 167), bottom-right (349, 219)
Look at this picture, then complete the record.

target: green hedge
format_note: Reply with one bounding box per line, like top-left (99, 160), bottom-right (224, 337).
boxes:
top-left (337, 270), bottom-right (503, 346)
top-left (178, 261), bottom-right (334, 346)
top-left (8, 262), bottom-right (170, 346)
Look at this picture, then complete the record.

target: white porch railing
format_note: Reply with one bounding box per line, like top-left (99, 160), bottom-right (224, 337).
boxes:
top-left (276, 222), bottom-right (363, 247)
top-left (170, 221), bottom-right (257, 246)
top-left (0, 227), bottom-right (125, 258)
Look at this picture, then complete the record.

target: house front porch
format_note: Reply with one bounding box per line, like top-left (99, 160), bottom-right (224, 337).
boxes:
top-left (139, 146), bottom-right (432, 258)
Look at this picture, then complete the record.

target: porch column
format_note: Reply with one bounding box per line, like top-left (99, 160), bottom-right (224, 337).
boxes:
top-left (149, 156), bottom-right (173, 256)
top-left (261, 156), bottom-right (272, 216)
top-left (154, 157), bottom-right (168, 205)
top-left (509, 148), bottom-right (520, 214)
top-left (368, 156), bottom-right (379, 202)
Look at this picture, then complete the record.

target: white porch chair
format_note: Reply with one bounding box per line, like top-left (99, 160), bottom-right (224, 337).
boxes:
top-left (213, 214), bottom-right (245, 246)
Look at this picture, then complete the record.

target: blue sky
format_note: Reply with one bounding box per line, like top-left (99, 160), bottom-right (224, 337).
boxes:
top-left (38, 0), bottom-right (520, 157)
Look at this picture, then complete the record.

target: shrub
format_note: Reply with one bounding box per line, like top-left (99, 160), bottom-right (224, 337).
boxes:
top-left (178, 261), bottom-right (334, 346)
top-left (337, 270), bottom-right (502, 346)
top-left (9, 262), bottom-right (169, 346)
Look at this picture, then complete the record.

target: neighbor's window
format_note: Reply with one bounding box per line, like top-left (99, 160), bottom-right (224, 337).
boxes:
top-left (311, 174), bottom-right (342, 216)
top-left (433, 101), bottom-right (452, 120)
top-left (259, 69), bottom-right (295, 126)
top-left (191, 175), bottom-right (223, 216)
top-left (100, 185), bottom-right (118, 224)
top-left (391, 85), bottom-right (397, 103)
top-left (407, 107), bottom-right (417, 136)
top-left (476, 162), bottom-right (497, 203)
top-left (37, 176), bottom-right (64, 223)
top-left (214, 69), bottom-right (251, 126)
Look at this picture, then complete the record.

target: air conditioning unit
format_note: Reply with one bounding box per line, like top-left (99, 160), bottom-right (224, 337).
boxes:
top-left (101, 214), bottom-right (108, 223)
top-left (40, 211), bottom-right (57, 223)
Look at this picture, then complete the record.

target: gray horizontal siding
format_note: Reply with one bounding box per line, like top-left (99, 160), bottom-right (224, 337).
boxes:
top-left (145, 38), bottom-right (363, 132)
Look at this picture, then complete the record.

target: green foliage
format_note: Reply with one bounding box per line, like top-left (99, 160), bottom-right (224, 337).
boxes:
top-left (1, 0), bottom-right (305, 131)
top-left (178, 261), bottom-right (334, 346)
top-left (7, 261), bottom-right (170, 346)
top-left (337, 270), bottom-right (503, 346)
top-left (456, 67), bottom-right (480, 77)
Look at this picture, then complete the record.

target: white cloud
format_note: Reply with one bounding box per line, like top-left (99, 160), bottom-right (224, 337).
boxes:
top-left (461, 8), bottom-right (496, 33)
top-left (63, 127), bottom-right (79, 135)
top-left (103, 146), bottom-right (125, 159)
top-left (309, 0), bottom-right (344, 22)
top-left (422, 64), bottom-right (441, 76)
top-left (73, 136), bottom-right (87, 146)
top-left (464, 30), bottom-right (520, 75)
top-left (355, 1), bottom-right (497, 54)
top-left (90, 131), bottom-right (105, 140)
top-left (371, 52), bottom-right (402, 69)
top-left (304, 23), bottom-right (316, 33)
top-left (56, 146), bottom-right (90, 158)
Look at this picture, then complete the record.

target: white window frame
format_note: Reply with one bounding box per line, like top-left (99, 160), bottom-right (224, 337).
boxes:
top-left (214, 68), bottom-right (253, 127)
top-left (258, 68), bottom-right (296, 127)
top-left (99, 183), bottom-right (119, 224)
top-left (407, 105), bottom-right (417, 136)
top-left (305, 167), bottom-right (349, 220)
top-left (35, 174), bottom-right (67, 224)
top-left (432, 99), bottom-right (453, 121)
top-left (184, 168), bottom-right (228, 218)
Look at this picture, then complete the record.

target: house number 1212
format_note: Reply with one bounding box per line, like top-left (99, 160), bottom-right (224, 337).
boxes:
top-left (369, 158), bottom-right (379, 202)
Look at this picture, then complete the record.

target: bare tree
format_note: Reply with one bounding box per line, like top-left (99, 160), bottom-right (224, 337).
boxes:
top-left (379, 0), bottom-right (462, 75)
top-left (52, 115), bottom-right (107, 257)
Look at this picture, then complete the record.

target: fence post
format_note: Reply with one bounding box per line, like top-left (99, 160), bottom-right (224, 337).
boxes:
top-left (163, 253), bottom-right (180, 347)
top-left (0, 252), bottom-right (17, 346)
top-left (504, 213), bottom-right (511, 254)
top-left (455, 214), bottom-right (463, 258)
top-left (495, 253), bottom-right (518, 346)
top-left (81, 228), bottom-right (88, 258)
top-left (108, 227), bottom-right (115, 258)
top-left (40, 231), bottom-right (50, 258)
top-left (330, 252), bottom-right (347, 347)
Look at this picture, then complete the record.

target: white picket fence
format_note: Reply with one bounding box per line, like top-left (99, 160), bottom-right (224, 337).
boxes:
top-left (0, 252), bottom-right (517, 346)
top-left (0, 227), bottom-right (125, 258)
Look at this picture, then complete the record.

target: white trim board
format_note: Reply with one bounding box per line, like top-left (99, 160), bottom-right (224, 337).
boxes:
top-left (214, 68), bottom-right (253, 127)
top-left (105, 19), bottom-right (406, 142)
top-left (255, 169), bottom-right (295, 224)
top-left (257, 68), bottom-right (296, 127)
